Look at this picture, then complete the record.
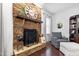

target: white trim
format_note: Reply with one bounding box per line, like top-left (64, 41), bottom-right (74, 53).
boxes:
top-left (2, 3), bottom-right (13, 56)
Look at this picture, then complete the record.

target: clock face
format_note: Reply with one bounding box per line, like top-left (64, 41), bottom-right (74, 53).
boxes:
top-left (24, 6), bottom-right (37, 19)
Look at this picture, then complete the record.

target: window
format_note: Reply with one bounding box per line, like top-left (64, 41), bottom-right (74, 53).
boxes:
top-left (46, 17), bottom-right (51, 34)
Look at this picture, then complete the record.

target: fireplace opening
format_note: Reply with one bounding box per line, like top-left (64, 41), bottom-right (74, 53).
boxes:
top-left (23, 29), bottom-right (37, 46)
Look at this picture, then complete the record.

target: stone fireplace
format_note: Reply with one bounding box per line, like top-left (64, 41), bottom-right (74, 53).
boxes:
top-left (13, 3), bottom-right (45, 56)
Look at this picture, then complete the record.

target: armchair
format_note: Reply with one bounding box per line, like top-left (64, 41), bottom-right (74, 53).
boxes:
top-left (51, 32), bottom-right (69, 48)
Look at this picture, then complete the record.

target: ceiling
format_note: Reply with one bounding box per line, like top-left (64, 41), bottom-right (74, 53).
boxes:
top-left (43, 3), bottom-right (79, 14)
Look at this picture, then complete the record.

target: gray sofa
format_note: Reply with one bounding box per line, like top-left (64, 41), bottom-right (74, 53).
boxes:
top-left (51, 32), bottom-right (69, 49)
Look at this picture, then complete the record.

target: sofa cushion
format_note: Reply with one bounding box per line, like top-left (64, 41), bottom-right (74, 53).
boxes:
top-left (52, 32), bottom-right (62, 39)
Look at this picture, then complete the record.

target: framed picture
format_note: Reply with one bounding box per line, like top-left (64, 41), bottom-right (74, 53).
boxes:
top-left (57, 23), bottom-right (63, 29)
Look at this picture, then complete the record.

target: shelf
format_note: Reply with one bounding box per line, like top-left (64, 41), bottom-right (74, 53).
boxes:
top-left (70, 28), bottom-right (76, 30)
top-left (70, 23), bottom-right (76, 25)
top-left (16, 16), bottom-right (43, 23)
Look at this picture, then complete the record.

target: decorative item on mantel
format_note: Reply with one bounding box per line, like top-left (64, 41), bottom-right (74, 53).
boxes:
top-left (16, 34), bottom-right (24, 50)
top-left (16, 34), bottom-right (23, 41)
top-left (39, 34), bottom-right (46, 43)
top-left (18, 5), bottom-right (38, 20)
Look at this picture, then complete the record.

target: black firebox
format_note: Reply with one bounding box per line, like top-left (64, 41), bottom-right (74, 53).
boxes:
top-left (23, 29), bottom-right (37, 46)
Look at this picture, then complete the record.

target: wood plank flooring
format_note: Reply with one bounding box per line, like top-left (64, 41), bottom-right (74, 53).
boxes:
top-left (30, 42), bottom-right (64, 56)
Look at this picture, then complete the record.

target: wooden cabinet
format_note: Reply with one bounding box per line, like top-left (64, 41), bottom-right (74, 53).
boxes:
top-left (69, 16), bottom-right (77, 42)
top-left (69, 15), bottom-right (79, 42)
top-left (74, 34), bottom-right (79, 43)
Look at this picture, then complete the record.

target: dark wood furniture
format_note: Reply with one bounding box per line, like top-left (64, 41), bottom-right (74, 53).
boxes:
top-left (69, 15), bottom-right (79, 43)
top-left (74, 34), bottom-right (79, 43)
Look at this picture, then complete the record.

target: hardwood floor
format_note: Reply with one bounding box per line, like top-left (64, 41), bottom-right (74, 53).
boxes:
top-left (30, 42), bottom-right (64, 56)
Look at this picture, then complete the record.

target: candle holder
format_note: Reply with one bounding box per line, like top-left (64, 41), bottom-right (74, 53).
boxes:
top-left (16, 34), bottom-right (23, 41)
top-left (16, 34), bottom-right (24, 50)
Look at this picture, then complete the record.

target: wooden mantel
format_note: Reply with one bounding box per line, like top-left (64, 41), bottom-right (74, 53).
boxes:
top-left (16, 16), bottom-right (43, 23)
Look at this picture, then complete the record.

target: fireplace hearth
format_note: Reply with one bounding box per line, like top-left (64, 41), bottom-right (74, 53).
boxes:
top-left (23, 29), bottom-right (37, 46)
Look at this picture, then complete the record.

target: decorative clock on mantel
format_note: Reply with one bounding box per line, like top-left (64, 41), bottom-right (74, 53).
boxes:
top-left (19, 5), bottom-right (38, 20)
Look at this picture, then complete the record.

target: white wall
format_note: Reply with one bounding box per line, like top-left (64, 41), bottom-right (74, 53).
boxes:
top-left (2, 3), bottom-right (13, 56)
top-left (41, 9), bottom-right (52, 34)
top-left (0, 3), bottom-right (2, 56)
top-left (52, 6), bottom-right (79, 39)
